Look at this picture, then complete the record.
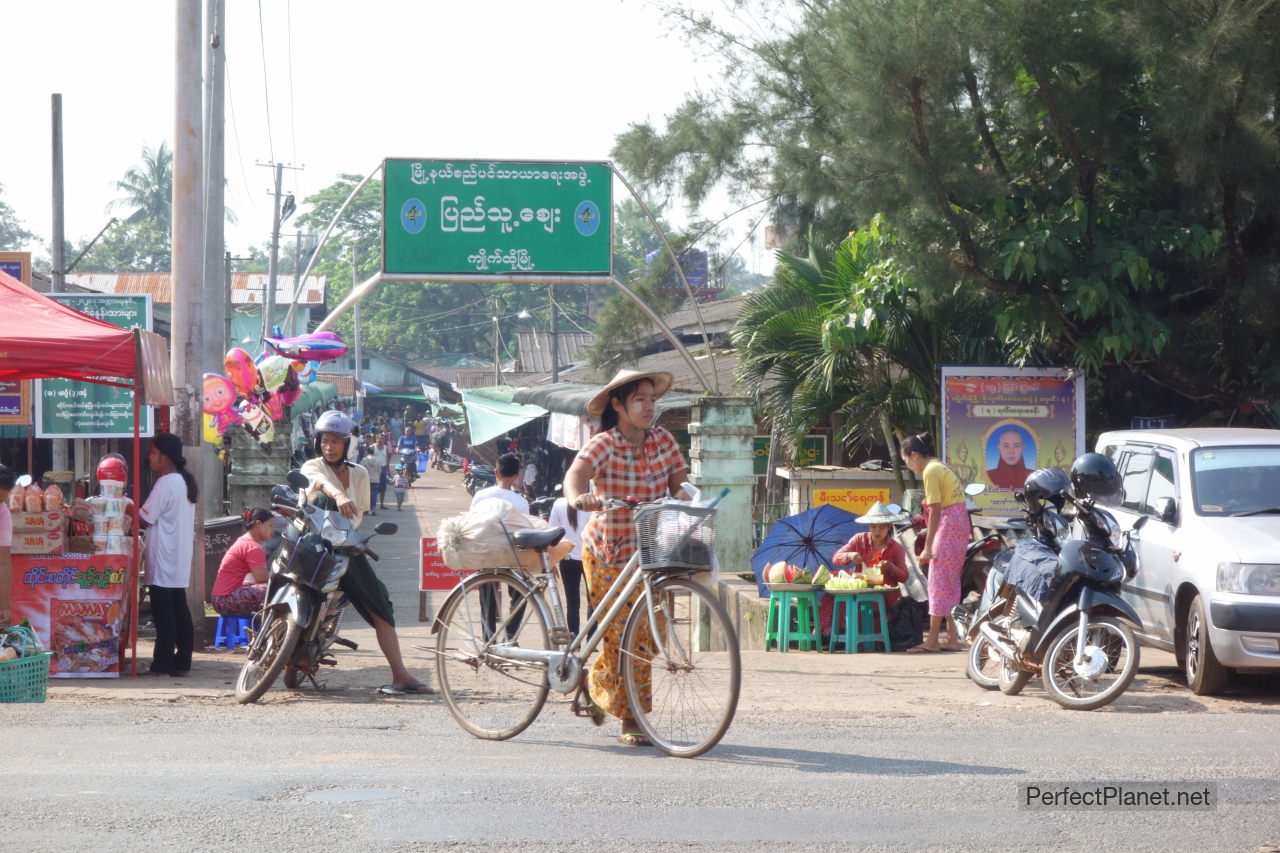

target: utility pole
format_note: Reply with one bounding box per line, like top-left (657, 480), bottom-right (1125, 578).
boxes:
top-left (352, 247), bottom-right (363, 417)
top-left (549, 284), bottom-right (559, 383)
top-left (50, 93), bottom-right (69, 475)
top-left (202, 0), bottom-right (226, 517)
top-left (257, 162), bottom-right (302, 345)
top-left (493, 296), bottom-right (501, 386)
top-left (174, 0), bottom-right (207, 615)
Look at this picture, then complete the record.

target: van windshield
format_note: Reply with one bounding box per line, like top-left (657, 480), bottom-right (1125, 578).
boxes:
top-left (1191, 447), bottom-right (1280, 516)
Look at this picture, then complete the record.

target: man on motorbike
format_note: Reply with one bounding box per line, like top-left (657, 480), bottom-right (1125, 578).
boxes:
top-left (301, 410), bottom-right (431, 694)
top-left (395, 426), bottom-right (420, 484)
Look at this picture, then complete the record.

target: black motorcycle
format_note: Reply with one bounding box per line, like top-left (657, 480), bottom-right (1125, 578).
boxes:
top-left (968, 455), bottom-right (1147, 710)
top-left (235, 470), bottom-right (397, 704)
top-left (437, 448), bottom-right (465, 474)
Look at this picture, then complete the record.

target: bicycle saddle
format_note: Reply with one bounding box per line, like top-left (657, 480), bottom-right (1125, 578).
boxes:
top-left (511, 527), bottom-right (565, 550)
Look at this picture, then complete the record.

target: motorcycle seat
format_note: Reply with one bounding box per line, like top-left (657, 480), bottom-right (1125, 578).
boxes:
top-left (511, 527), bottom-right (566, 550)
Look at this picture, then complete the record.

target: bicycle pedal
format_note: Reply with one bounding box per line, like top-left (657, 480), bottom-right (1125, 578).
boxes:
top-left (318, 656), bottom-right (338, 666)
top-left (550, 628), bottom-right (573, 645)
top-left (333, 636), bottom-right (358, 650)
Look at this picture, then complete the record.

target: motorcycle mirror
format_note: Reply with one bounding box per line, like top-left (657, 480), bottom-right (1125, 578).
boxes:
top-left (373, 521), bottom-right (398, 536)
top-left (964, 482), bottom-right (987, 497)
top-left (286, 470), bottom-right (310, 489)
top-left (1131, 515), bottom-right (1148, 532)
top-left (14, 474), bottom-right (33, 489)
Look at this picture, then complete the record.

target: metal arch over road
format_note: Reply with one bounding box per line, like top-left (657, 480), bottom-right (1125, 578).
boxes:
top-left (292, 158), bottom-right (721, 394)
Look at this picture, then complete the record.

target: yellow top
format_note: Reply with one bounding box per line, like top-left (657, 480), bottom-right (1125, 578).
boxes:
top-left (923, 458), bottom-right (965, 508)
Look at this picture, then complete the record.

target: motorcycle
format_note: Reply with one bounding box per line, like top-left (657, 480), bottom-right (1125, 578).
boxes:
top-left (398, 446), bottom-right (420, 485)
top-left (463, 458), bottom-right (496, 496)
top-left (967, 460), bottom-right (1147, 710)
top-left (234, 470), bottom-right (398, 704)
top-left (960, 470), bottom-right (1072, 688)
top-left (437, 447), bottom-right (465, 474)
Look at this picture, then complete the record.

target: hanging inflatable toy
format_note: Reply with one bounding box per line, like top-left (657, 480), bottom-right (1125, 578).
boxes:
top-left (262, 330), bottom-right (348, 363)
top-left (256, 355), bottom-right (293, 395)
top-left (202, 373), bottom-right (245, 435)
top-left (224, 347), bottom-right (260, 397)
top-left (237, 397), bottom-right (275, 444)
top-left (276, 366), bottom-right (302, 408)
top-left (291, 360), bottom-right (320, 385)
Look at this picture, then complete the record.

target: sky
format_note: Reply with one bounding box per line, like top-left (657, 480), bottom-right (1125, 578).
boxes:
top-left (1, 0), bottom-right (772, 273)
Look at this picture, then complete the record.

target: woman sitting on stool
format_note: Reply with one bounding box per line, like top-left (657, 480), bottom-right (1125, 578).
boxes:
top-left (210, 508), bottom-right (274, 617)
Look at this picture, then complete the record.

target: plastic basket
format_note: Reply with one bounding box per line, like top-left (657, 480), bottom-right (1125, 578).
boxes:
top-left (634, 503), bottom-right (718, 571)
top-left (0, 652), bottom-right (52, 703)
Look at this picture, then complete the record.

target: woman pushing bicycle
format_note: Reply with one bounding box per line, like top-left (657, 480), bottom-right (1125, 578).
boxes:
top-left (563, 368), bottom-right (690, 747)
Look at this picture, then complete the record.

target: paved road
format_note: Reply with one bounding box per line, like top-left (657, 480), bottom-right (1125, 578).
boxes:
top-left (3, 465), bottom-right (1278, 852)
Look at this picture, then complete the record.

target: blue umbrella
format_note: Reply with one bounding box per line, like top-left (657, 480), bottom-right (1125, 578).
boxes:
top-left (750, 504), bottom-right (863, 598)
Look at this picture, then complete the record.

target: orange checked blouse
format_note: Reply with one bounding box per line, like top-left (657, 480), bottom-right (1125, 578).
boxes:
top-left (578, 426), bottom-right (687, 567)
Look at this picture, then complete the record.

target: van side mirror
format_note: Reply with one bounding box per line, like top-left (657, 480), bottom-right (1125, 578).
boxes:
top-left (1153, 497), bottom-right (1177, 524)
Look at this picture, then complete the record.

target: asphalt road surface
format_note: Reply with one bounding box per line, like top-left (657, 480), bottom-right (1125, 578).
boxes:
top-left (3, 466), bottom-right (1277, 852)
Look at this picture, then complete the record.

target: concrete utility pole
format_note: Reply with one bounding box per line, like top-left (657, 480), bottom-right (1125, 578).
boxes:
top-left (201, 0), bottom-right (226, 517)
top-left (549, 284), bottom-right (559, 383)
top-left (258, 163), bottom-right (302, 345)
top-left (174, 0), bottom-right (206, 609)
top-left (50, 94), bottom-right (69, 475)
top-left (352, 247), bottom-right (363, 416)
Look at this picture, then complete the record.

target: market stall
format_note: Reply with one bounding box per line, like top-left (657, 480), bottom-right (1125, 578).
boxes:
top-left (0, 270), bottom-right (174, 676)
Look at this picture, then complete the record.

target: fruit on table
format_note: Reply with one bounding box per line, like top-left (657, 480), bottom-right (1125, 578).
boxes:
top-left (812, 564), bottom-right (831, 585)
top-left (765, 562), bottom-right (788, 584)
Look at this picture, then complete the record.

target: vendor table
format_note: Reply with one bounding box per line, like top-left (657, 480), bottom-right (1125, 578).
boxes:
top-left (826, 588), bottom-right (891, 653)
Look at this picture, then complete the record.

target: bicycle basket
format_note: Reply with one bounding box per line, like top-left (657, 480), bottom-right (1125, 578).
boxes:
top-left (634, 503), bottom-right (717, 572)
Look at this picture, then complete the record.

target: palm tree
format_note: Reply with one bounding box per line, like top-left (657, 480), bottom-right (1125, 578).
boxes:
top-left (733, 217), bottom-right (1003, 493)
top-left (109, 142), bottom-right (172, 229)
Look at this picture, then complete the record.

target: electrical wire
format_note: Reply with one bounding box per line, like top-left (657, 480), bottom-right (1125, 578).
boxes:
top-left (285, 0), bottom-right (303, 202)
top-left (222, 60), bottom-right (255, 211)
top-left (256, 0), bottom-right (275, 163)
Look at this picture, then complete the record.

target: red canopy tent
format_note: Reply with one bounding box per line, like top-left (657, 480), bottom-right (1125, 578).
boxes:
top-left (1, 268), bottom-right (175, 674)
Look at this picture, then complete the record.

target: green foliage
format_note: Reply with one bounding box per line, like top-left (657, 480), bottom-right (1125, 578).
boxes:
top-left (621, 0), bottom-right (1280, 423)
top-left (0, 183), bottom-right (36, 251)
top-left (76, 219), bottom-right (170, 273)
top-left (109, 142), bottom-right (172, 229)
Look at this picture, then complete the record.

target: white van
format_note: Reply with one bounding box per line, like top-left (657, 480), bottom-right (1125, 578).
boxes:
top-left (1095, 428), bottom-right (1280, 694)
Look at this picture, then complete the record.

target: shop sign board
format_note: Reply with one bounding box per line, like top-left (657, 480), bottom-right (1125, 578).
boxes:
top-left (35, 294), bottom-right (154, 439)
top-left (9, 553), bottom-right (129, 678)
top-left (0, 252), bottom-right (33, 425)
top-left (940, 366), bottom-right (1085, 514)
top-left (753, 435), bottom-right (827, 477)
top-left (421, 537), bottom-right (465, 591)
top-left (383, 159), bottom-right (613, 276)
top-left (812, 487), bottom-right (891, 516)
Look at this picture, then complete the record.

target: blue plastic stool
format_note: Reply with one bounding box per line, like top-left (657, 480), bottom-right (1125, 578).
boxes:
top-left (213, 614), bottom-right (251, 649)
top-left (765, 589), bottom-right (822, 652)
top-left (828, 591), bottom-right (891, 653)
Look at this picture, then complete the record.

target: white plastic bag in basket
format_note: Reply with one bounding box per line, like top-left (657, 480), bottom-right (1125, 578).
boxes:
top-left (653, 484), bottom-right (719, 582)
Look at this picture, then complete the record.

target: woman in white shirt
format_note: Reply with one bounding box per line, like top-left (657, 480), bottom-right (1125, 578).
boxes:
top-left (547, 496), bottom-right (592, 636)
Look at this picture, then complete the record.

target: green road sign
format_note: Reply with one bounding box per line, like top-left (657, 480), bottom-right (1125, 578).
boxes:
top-left (382, 159), bottom-right (612, 276)
top-left (753, 435), bottom-right (827, 476)
top-left (35, 294), bottom-right (153, 438)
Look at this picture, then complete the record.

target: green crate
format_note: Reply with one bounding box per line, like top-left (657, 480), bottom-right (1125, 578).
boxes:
top-left (0, 652), bottom-right (51, 703)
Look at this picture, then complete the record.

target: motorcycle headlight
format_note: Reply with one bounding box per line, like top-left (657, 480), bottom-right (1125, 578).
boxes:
top-left (1218, 563), bottom-right (1280, 595)
top-left (320, 516), bottom-right (351, 547)
top-left (1096, 511), bottom-right (1122, 549)
top-left (1045, 511), bottom-right (1070, 546)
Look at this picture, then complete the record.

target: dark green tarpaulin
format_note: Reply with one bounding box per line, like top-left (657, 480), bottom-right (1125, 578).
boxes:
top-left (461, 386), bottom-right (548, 445)
top-left (288, 380), bottom-right (338, 416)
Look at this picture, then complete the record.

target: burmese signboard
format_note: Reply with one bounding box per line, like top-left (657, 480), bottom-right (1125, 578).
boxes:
top-left (382, 159), bottom-right (612, 276)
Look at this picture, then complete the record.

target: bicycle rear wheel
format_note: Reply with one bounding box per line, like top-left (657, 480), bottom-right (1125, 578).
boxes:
top-left (436, 572), bottom-right (551, 740)
top-left (621, 576), bottom-right (740, 757)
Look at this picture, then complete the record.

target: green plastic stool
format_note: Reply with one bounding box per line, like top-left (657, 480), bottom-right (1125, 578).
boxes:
top-left (765, 589), bottom-right (821, 652)
top-left (828, 591), bottom-right (891, 653)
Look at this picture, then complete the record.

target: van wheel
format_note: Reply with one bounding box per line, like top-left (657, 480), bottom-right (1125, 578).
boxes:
top-left (1184, 595), bottom-right (1228, 696)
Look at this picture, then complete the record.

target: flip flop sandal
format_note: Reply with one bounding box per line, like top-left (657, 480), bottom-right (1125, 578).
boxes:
top-left (617, 731), bottom-right (652, 746)
top-left (376, 683), bottom-right (435, 695)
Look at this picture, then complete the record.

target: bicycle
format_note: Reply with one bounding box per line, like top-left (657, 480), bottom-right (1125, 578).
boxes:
top-left (432, 493), bottom-right (741, 757)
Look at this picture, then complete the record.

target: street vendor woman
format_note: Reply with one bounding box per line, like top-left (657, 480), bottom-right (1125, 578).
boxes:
top-left (563, 369), bottom-right (690, 747)
top-left (300, 410), bottom-right (432, 695)
top-left (819, 502), bottom-right (910, 640)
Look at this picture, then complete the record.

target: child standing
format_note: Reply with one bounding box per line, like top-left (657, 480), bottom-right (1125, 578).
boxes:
top-left (392, 464), bottom-right (410, 510)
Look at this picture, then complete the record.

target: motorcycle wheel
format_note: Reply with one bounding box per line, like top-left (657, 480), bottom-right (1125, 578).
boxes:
top-left (465, 478), bottom-right (478, 496)
top-left (966, 634), bottom-right (1003, 690)
top-left (442, 463), bottom-right (460, 474)
top-left (998, 657), bottom-right (1031, 695)
top-left (1042, 615), bottom-right (1139, 711)
top-left (235, 611), bottom-right (302, 704)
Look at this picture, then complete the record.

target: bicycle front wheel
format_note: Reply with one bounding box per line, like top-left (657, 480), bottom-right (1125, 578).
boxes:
top-left (621, 576), bottom-right (740, 757)
top-left (436, 572), bottom-right (551, 740)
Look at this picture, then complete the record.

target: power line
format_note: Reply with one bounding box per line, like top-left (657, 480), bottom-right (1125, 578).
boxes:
top-left (222, 60), bottom-right (254, 212)
top-left (256, 0), bottom-right (275, 163)
top-left (285, 0), bottom-right (303, 203)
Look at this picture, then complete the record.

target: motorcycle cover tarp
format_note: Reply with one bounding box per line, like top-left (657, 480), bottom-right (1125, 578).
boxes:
top-left (1005, 538), bottom-right (1061, 602)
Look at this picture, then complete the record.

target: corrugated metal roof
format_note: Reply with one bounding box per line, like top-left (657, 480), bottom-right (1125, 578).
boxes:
top-left (662, 296), bottom-right (744, 334)
top-left (65, 273), bottom-right (326, 305)
top-left (317, 372), bottom-right (355, 395)
top-left (514, 330), bottom-right (594, 374)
